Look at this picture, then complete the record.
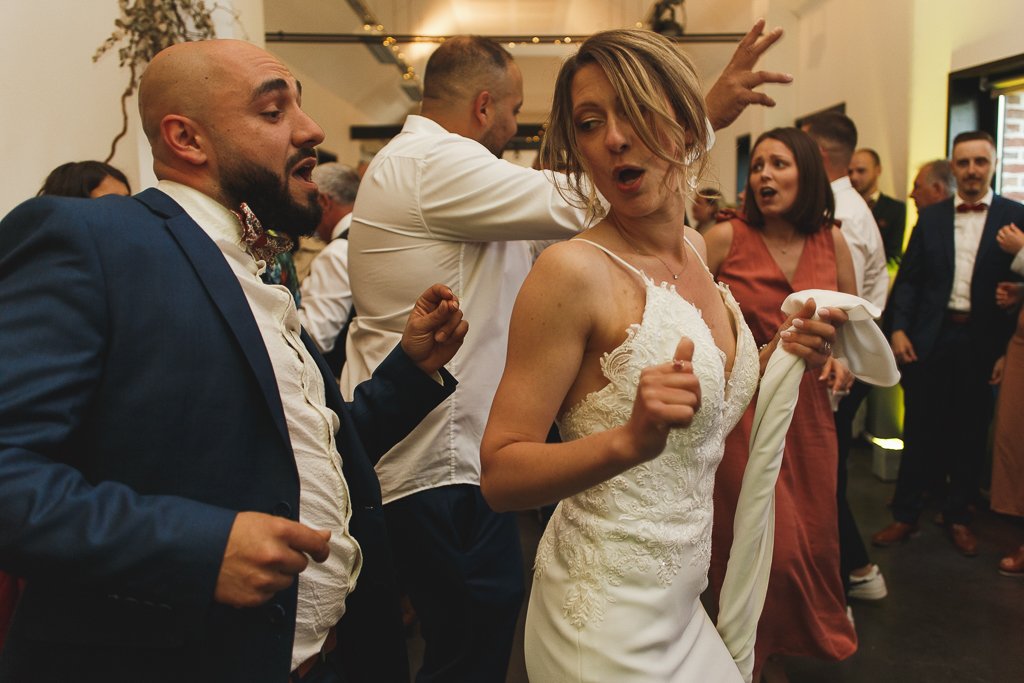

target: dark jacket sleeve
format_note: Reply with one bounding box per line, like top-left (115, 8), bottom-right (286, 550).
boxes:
top-left (346, 345), bottom-right (456, 465)
top-left (888, 216), bottom-right (925, 337)
top-left (0, 198), bottom-right (234, 609)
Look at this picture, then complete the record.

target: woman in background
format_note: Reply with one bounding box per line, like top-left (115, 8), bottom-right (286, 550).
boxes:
top-left (704, 127), bottom-right (858, 680)
top-left (38, 160), bottom-right (131, 198)
top-left (991, 222), bottom-right (1024, 576)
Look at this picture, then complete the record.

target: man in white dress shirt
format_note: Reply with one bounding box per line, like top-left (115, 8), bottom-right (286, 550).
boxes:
top-left (299, 162), bottom-right (360, 374)
top-left (802, 112), bottom-right (889, 601)
top-left (875, 131), bottom-right (1024, 556)
top-left (342, 23), bottom-right (798, 683)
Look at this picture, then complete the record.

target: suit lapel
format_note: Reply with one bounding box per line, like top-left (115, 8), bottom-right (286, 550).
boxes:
top-left (974, 195), bottom-right (1005, 269)
top-left (136, 189), bottom-right (293, 453)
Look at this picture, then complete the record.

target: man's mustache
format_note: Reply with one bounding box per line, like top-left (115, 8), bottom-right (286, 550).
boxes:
top-left (287, 148), bottom-right (317, 173)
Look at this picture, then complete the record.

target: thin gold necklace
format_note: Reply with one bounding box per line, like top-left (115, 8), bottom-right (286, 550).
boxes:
top-left (613, 215), bottom-right (686, 280)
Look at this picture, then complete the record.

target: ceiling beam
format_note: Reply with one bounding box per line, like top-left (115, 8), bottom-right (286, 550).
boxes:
top-left (266, 31), bottom-right (746, 45)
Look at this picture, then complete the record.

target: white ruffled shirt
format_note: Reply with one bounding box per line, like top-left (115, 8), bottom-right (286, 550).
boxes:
top-left (949, 189), bottom-right (994, 312)
top-left (156, 181), bottom-right (361, 672)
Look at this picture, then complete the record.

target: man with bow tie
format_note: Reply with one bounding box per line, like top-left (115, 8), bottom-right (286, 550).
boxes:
top-left (0, 39), bottom-right (468, 683)
top-left (873, 131), bottom-right (1024, 557)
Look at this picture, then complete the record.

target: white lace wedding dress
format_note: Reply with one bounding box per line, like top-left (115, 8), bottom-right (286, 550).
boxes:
top-left (524, 239), bottom-right (759, 682)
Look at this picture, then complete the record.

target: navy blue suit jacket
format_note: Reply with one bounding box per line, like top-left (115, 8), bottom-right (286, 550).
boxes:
top-left (0, 189), bottom-right (455, 682)
top-left (889, 194), bottom-right (1024, 366)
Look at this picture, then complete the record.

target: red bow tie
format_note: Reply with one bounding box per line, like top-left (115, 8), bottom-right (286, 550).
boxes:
top-left (232, 202), bottom-right (293, 263)
top-left (956, 202), bottom-right (987, 213)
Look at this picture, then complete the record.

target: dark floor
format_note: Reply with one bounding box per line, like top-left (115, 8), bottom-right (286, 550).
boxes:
top-left (408, 444), bottom-right (1024, 682)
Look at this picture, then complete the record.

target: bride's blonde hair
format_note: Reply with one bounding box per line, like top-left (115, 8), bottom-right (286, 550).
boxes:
top-left (540, 29), bottom-right (710, 224)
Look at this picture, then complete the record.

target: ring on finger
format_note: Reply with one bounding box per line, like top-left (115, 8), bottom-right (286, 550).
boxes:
top-left (672, 359), bottom-right (689, 373)
top-left (821, 339), bottom-right (832, 354)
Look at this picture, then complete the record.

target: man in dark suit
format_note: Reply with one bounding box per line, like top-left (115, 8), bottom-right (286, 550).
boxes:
top-left (873, 131), bottom-right (1024, 556)
top-left (849, 147), bottom-right (907, 262)
top-left (0, 39), bottom-right (467, 683)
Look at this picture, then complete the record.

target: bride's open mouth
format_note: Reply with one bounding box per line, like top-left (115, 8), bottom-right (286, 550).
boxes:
top-left (613, 165), bottom-right (645, 192)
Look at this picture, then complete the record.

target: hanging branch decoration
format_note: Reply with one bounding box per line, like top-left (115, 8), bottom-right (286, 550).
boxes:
top-left (93, 0), bottom-right (226, 163)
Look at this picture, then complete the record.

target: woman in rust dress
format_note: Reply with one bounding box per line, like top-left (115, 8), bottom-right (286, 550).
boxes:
top-left (992, 223), bottom-right (1024, 576)
top-left (704, 127), bottom-right (858, 679)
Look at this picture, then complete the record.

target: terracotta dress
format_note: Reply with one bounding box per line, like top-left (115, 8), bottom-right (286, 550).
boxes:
top-left (708, 219), bottom-right (857, 675)
top-left (991, 305), bottom-right (1024, 518)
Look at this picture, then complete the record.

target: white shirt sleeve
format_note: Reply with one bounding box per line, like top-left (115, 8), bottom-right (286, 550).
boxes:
top-left (417, 137), bottom-right (588, 242)
top-left (1012, 247), bottom-right (1024, 276)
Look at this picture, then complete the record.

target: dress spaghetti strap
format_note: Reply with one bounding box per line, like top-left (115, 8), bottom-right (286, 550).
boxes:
top-left (683, 235), bottom-right (713, 275)
top-left (573, 238), bottom-right (647, 282)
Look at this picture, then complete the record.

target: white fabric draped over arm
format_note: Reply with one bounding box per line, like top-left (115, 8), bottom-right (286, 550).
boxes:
top-left (716, 289), bottom-right (899, 682)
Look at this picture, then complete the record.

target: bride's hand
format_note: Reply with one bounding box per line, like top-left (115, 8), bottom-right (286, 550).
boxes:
top-left (777, 298), bottom-right (847, 372)
top-left (619, 337), bottom-right (702, 465)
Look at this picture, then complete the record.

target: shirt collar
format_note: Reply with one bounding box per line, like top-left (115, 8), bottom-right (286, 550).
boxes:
top-left (156, 180), bottom-right (261, 273)
top-left (868, 190), bottom-right (881, 204)
top-left (330, 212), bottom-right (353, 241)
top-left (831, 176), bottom-right (854, 192)
top-left (954, 188), bottom-right (994, 209)
top-left (403, 114), bottom-right (450, 136)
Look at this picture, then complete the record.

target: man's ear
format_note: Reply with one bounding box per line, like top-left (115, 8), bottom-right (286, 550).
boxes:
top-left (160, 115), bottom-right (208, 166)
top-left (472, 90), bottom-right (493, 127)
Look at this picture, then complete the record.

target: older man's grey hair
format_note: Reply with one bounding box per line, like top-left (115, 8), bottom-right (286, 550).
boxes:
top-left (923, 159), bottom-right (956, 193)
top-left (312, 163), bottom-right (360, 204)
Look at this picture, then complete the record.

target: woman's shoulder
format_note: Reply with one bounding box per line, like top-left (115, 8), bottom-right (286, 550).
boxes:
top-left (702, 220), bottom-right (737, 275)
top-left (531, 235), bottom-right (620, 291)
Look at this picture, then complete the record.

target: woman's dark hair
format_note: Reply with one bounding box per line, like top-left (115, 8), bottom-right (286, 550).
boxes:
top-left (743, 127), bottom-right (834, 235)
top-left (38, 161), bottom-right (131, 198)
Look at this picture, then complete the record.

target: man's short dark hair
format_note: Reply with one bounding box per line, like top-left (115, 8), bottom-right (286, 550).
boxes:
top-left (952, 130), bottom-right (996, 149)
top-left (803, 112), bottom-right (858, 167)
top-left (422, 35), bottom-right (513, 102)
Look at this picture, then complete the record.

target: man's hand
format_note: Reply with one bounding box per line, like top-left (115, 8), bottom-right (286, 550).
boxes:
top-left (890, 330), bottom-right (917, 365)
top-left (401, 284), bottom-right (469, 376)
top-left (819, 356), bottom-right (854, 394)
top-left (996, 282), bottom-right (1024, 309)
top-left (704, 19), bottom-right (792, 131)
top-left (214, 511), bottom-right (331, 608)
top-left (997, 222), bottom-right (1024, 255)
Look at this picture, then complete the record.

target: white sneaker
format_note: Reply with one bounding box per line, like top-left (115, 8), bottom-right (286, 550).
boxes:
top-left (848, 563), bottom-right (888, 600)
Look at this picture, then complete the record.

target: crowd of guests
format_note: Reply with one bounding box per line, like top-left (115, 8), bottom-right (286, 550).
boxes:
top-left (0, 18), bottom-right (1021, 683)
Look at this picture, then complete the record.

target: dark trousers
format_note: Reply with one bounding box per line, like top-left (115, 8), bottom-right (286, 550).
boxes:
top-left (835, 379), bottom-right (873, 590)
top-left (891, 322), bottom-right (995, 525)
top-left (384, 484), bottom-right (524, 683)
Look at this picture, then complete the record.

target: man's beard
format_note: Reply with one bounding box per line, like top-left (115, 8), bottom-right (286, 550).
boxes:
top-left (220, 150), bottom-right (322, 240)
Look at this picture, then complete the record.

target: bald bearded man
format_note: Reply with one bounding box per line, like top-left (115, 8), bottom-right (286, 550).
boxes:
top-left (0, 40), bottom-right (467, 683)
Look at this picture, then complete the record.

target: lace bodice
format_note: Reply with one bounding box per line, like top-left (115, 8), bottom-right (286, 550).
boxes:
top-left (534, 239), bottom-right (759, 629)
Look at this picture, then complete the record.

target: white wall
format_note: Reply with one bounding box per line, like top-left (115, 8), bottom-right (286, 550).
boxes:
top-left (5, 1), bottom-right (1023, 217)
top-left (0, 0), bottom-right (264, 216)
top-left (707, 0), bottom-right (1023, 218)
